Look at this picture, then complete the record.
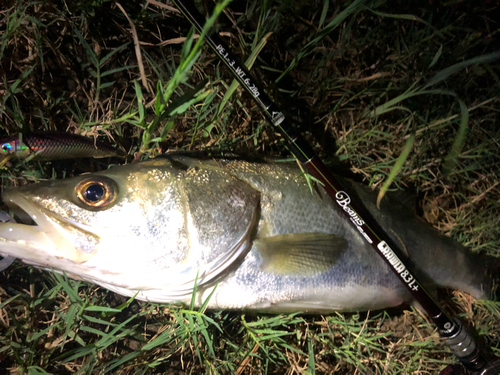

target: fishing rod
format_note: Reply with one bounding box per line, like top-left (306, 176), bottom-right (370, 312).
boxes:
top-left (169, 1), bottom-right (500, 374)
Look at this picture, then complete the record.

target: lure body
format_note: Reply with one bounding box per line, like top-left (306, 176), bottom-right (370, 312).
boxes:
top-left (0, 132), bottom-right (124, 161)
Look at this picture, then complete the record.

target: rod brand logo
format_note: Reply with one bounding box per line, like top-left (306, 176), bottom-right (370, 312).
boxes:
top-left (335, 191), bottom-right (372, 243)
top-left (378, 241), bottom-right (419, 291)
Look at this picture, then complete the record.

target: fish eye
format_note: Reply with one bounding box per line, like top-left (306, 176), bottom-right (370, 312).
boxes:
top-left (75, 177), bottom-right (118, 209)
top-left (85, 184), bottom-right (105, 201)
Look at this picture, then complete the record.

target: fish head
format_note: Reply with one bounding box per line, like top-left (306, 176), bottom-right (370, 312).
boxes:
top-left (0, 158), bottom-right (259, 301)
top-left (0, 160), bottom-right (191, 290)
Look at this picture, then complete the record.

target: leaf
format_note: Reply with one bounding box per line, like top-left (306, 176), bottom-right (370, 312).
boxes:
top-left (217, 32), bottom-right (273, 117)
top-left (429, 45), bottom-right (443, 68)
top-left (99, 42), bottom-right (130, 66)
top-left (377, 118), bottom-right (415, 208)
top-left (276, 0), bottom-right (363, 82)
top-left (424, 51), bottom-right (500, 89)
top-left (53, 272), bottom-right (83, 303)
top-left (74, 28), bottom-right (99, 69)
top-left (368, 9), bottom-right (434, 29)
top-left (319, 0), bottom-right (330, 28)
top-left (134, 80), bottom-right (145, 122)
top-left (442, 99), bottom-right (469, 175)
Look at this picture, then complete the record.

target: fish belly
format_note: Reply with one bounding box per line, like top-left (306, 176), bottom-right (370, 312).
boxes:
top-left (203, 245), bottom-right (410, 313)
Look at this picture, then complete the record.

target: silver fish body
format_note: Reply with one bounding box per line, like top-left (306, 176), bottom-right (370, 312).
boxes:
top-left (0, 154), bottom-right (492, 312)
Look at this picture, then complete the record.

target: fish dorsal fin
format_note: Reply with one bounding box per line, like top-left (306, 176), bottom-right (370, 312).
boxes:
top-left (255, 233), bottom-right (346, 276)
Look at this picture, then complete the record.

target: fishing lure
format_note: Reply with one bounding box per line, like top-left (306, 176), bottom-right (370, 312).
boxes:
top-left (0, 132), bottom-right (125, 162)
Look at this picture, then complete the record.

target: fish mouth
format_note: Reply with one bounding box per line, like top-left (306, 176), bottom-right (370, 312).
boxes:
top-left (0, 191), bottom-right (147, 294)
top-left (0, 192), bottom-right (93, 268)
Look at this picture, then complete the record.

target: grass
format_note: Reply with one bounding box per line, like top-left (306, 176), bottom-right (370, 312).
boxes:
top-left (0, 0), bottom-right (499, 373)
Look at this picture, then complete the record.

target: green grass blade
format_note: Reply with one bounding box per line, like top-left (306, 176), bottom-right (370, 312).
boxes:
top-left (442, 98), bottom-right (469, 175)
top-left (306, 334), bottom-right (315, 375)
top-left (52, 272), bottom-right (83, 303)
top-left (0, 294), bottom-right (19, 308)
top-left (99, 42), bottom-right (130, 66)
top-left (368, 9), bottom-right (434, 28)
top-left (74, 28), bottom-right (99, 69)
top-left (424, 51), bottom-right (500, 88)
top-left (81, 314), bottom-right (118, 326)
top-left (134, 80), bottom-right (145, 122)
top-left (141, 325), bottom-right (183, 351)
top-left (319, 0), bottom-right (330, 28)
top-left (102, 352), bottom-right (141, 373)
top-left (276, 0), bottom-right (363, 82)
top-left (58, 345), bottom-right (96, 363)
top-left (93, 315), bottom-right (138, 349)
top-left (370, 88), bottom-right (456, 117)
top-left (60, 303), bottom-right (79, 352)
top-left (189, 271), bottom-right (199, 311)
top-left (217, 31), bottom-right (273, 117)
top-left (100, 65), bottom-right (137, 78)
top-left (429, 44), bottom-right (443, 68)
top-left (377, 119), bottom-right (416, 207)
top-left (83, 306), bottom-right (123, 313)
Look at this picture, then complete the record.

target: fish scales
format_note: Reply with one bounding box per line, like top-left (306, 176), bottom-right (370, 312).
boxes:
top-left (0, 154), bottom-right (494, 313)
top-left (209, 159), bottom-right (408, 311)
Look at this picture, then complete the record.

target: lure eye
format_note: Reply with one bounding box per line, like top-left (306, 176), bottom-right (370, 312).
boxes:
top-left (75, 177), bottom-right (118, 209)
top-left (1, 143), bottom-right (12, 152)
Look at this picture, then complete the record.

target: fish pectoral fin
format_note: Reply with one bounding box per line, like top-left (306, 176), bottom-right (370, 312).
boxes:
top-left (255, 233), bottom-right (346, 276)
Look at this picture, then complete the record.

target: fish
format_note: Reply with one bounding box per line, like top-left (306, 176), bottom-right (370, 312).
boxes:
top-left (0, 210), bottom-right (16, 271)
top-left (0, 132), bottom-right (125, 162)
top-left (0, 153), bottom-right (494, 313)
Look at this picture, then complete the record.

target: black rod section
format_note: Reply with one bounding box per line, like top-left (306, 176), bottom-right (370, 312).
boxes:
top-left (170, 1), bottom-right (495, 372)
